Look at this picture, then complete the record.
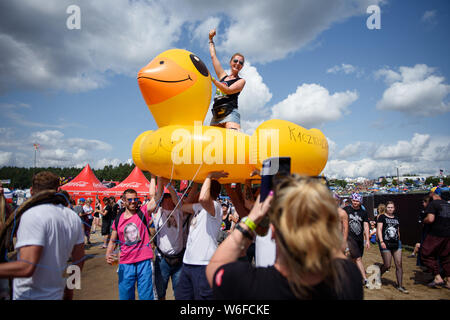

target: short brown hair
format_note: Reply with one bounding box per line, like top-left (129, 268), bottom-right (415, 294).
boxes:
top-left (32, 171), bottom-right (60, 193)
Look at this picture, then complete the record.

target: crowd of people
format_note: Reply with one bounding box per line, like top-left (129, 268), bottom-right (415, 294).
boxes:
top-left (0, 28), bottom-right (448, 300)
top-left (0, 169), bottom-right (448, 301)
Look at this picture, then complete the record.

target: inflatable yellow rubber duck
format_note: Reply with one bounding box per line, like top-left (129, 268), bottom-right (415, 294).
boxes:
top-left (133, 49), bottom-right (328, 183)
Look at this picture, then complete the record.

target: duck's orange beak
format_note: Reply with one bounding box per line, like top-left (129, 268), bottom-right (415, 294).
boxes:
top-left (137, 57), bottom-right (197, 105)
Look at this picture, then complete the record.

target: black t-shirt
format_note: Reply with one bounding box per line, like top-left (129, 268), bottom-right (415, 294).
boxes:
top-left (111, 203), bottom-right (120, 220)
top-left (344, 206), bottom-right (369, 242)
top-left (212, 76), bottom-right (241, 110)
top-left (213, 259), bottom-right (363, 300)
top-left (377, 214), bottom-right (400, 245)
top-left (102, 204), bottom-right (113, 222)
top-left (425, 199), bottom-right (450, 237)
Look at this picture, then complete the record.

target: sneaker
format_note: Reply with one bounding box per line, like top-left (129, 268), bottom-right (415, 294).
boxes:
top-left (397, 286), bottom-right (409, 294)
top-left (407, 254), bottom-right (415, 258)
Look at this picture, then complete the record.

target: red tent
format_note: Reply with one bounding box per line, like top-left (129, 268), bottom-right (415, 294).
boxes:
top-left (103, 166), bottom-right (150, 201)
top-left (60, 164), bottom-right (107, 202)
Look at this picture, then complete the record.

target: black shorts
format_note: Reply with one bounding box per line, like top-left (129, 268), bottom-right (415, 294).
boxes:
top-left (348, 237), bottom-right (364, 259)
top-left (101, 219), bottom-right (113, 236)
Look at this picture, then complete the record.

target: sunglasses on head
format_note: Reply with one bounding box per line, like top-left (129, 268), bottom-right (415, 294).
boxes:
top-left (126, 198), bottom-right (140, 203)
top-left (233, 58), bottom-right (244, 66)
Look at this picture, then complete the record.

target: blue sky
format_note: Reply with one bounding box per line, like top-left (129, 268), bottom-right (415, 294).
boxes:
top-left (0, 0), bottom-right (449, 179)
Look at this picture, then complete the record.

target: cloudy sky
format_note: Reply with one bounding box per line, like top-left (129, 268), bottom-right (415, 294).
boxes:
top-left (0, 0), bottom-right (449, 179)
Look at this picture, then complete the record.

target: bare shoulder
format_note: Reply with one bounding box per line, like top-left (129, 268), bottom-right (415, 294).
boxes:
top-left (338, 207), bottom-right (347, 218)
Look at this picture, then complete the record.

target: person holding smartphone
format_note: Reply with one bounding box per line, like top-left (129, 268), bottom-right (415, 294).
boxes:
top-left (208, 28), bottom-right (246, 130)
top-left (206, 175), bottom-right (363, 299)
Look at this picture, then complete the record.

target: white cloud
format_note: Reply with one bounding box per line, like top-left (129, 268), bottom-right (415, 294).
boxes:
top-left (327, 63), bottom-right (363, 77)
top-left (191, 16), bottom-right (221, 45)
top-left (240, 119), bottom-right (265, 135)
top-left (0, 0), bottom-right (384, 93)
top-left (215, 0), bottom-right (384, 63)
top-left (375, 64), bottom-right (450, 115)
top-left (270, 83), bottom-right (358, 128)
top-left (0, 151), bottom-right (13, 167)
top-left (93, 158), bottom-right (125, 169)
top-left (372, 133), bottom-right (430, 160)
top-left (237, 62), bottom-right (273, 120)
top-left (324, 133), bottom-right (450, 178)
top-left (421, 10), bottom-right (437, 24)
top-left (338, 142), bottom-right (364, 159)
top-left (0, 129), bottom-right (116, 168)
top-left (327, 137), bottom-right (337, 160)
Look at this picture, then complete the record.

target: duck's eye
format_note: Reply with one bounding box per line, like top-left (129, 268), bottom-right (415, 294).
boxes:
top-left (190, 54), bottom-right (209, 77)
top-left (160, 61), bottom-right (164, 64)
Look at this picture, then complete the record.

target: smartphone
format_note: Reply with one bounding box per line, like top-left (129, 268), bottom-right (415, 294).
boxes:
top-left (259, 157), bottom-right (291, 203)
top-left (256, 157), bottom-right (291, 236)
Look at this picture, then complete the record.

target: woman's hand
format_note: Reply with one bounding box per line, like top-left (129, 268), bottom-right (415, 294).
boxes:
top-left (209, 28), bottom-right (216, 41)
top-left (247, 192), bottom-right (273, 225)
top-left (380, 241), bottom-right (387, 250)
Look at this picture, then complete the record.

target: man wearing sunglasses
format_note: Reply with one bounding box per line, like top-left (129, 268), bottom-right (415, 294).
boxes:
top-left (106, 189), bottom-right (154, 300)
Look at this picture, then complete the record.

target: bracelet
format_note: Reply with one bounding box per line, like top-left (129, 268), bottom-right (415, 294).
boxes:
top-left (241, 217), bottom-right (257, 232)
top-left (235, 223), bottom-right (254, 241)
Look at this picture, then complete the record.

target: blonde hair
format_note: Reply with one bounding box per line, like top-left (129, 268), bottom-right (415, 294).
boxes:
top-left (377, 203), bottom-right (386, 216)
top-left (268, 175), bottom-right (344, 298)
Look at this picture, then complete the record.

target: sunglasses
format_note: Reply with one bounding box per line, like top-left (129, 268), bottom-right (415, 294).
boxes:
top-left (233, 58), bottom-right (244, 66)
top-left (126, 198), bottom-right (140, 203)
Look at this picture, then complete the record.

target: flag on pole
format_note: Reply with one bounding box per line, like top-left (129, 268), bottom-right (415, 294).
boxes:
top-left (33, 143), bottom-right (40, 150)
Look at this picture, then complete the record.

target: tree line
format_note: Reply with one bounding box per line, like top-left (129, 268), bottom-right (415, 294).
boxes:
top-left (0, 164), bottom-right (153, 189)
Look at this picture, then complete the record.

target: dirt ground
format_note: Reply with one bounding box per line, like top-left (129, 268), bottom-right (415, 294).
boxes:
top-left (73, 232), bottom-right (449, 300)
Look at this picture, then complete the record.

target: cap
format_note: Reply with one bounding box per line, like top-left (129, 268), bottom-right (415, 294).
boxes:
top-left (79, 198), bottom-right (85, 202)
top-left (431, 186), bottom-right (442, 196)
top-left (351, 193), bottom-right (362, 202)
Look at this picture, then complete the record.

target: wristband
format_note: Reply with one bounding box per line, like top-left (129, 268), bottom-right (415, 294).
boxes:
top-left (241, 217), bottom-right (257, 232)
top-left (235, 223), bottom-right (254, 241)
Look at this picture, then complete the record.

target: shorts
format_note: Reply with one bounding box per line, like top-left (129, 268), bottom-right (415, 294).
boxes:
top-left (210, 108), bottom-right (240, 126)
top-left (378, 240), bottom-right (402, 253)
top-left (347, 237), bottom-right (364, 259)
top-left (118, 259), bottom-right (154, 300)
top-left (101, 219), bottom-right (113, 236)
